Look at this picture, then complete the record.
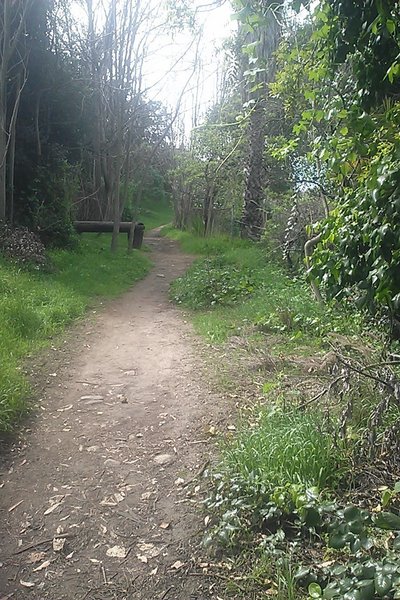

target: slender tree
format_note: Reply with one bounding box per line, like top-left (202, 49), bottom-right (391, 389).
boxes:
top-left (236, 0), bottom-right (282, 240)
top-left (0, 0), bottom-right (31, 221)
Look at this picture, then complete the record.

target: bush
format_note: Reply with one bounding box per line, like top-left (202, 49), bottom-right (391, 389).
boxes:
top-left (170, 256), bottom-right (260, 309)
top-left (17, 153), bottom-right (79, 249)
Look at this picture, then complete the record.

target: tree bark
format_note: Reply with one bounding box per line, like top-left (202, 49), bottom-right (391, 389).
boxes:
top-left (240, 1), bottom-right (282, 241)
top-left (240, 97), bottom-right (266, 240)
top-left (304, 233), bottom-right (324, 303)
top-left (0, 0), bottom-right (31, 222)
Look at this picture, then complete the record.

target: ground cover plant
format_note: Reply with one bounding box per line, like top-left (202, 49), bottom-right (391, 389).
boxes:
top-left (0, 234), bottom-right (151, 430)
top-left (169, 229), bottom-right (400, 599)
top-left (168, 229), bottom-right (362, 344)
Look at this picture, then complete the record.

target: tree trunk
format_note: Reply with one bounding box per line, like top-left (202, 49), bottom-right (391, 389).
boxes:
top-left (305, 233), bottom-right (324, 303)
top-left (240, 1), bottom-right (282, 241)
top-left (34, 91), bottom-right (42, 158)
top-left (0, 0), bottom-right (31, 222)
top-left (0, 2), bottom-right (10, 222)
top-left (0, 128), bottom-right (6, 222)
top-left (240, 97), bottom-right (267, 240)
top-left (111, 171), bottom-right (121, 252)
top-left (7, 72), bottom-right (23, 223)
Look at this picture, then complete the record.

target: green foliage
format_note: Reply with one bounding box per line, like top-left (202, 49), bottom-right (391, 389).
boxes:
top-left (170, 256), bottom-right (259, 309)
top-left (205, 404), bottom-right (347, 549)
top-left (322, 0), bottom-right (400, 109)
top-left (122, 169), bottom-right (173, 230)
top-left (206, 401), bottom-right (400, 597)
top-left (222, 406), bottom-right (344, 492)
top-left (169, 93), bottom-right (246, 235)
top-left (299, 501), bottom-right (400, 599)
top-left (20, 157), bottom-right (79, 248)
top-left (269, 2), bottom-right (400, 333)
top-left (0, 235), bottom-right (151, 430)
top-left (312, 129), bottom-right (400, 326)
top-left (168, 230), bottom-right (361, 343)
top-left (165, 228), bottom-right (252, 256)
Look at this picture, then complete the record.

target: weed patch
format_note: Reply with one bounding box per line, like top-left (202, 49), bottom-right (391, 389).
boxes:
top-left (170, 256), bottom-right (260, 309)
top-left (205, 405), bottom-right (347, 548)
top-left (167, 229), bottom-right (362, 344)
top-left (223, 406), bottom-right (344, 492)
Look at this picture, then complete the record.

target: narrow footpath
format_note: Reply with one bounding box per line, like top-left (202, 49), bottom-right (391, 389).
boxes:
top-left (0, 233), bottom-right (229, 600)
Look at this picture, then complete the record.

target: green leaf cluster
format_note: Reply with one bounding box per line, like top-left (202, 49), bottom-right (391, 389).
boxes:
top-left (170, 256), bottom-right (260, 309)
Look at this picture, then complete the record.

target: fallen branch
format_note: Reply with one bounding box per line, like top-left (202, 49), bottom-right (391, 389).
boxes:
top-left (298, 375), bottom-right (346, 409)
top-left (11, 533), bottom-right (72, 556)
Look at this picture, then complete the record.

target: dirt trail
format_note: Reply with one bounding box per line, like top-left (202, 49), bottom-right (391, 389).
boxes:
top-left (0, 234), bottom-right (229, 600)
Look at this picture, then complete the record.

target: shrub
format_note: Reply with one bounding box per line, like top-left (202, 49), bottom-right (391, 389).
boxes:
top-left (170, 256), bottom-right (260, 309)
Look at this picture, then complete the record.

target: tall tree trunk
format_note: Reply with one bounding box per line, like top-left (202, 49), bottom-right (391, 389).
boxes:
top-left (0, 124), bottom-right (6, 222)
top-left (240, 1), bottom-right (282, 241)
top-left (0, 0), bottom-right (31, 222)
top-left (111, 143), bottom-right (123, 252)
top-left (111, 177), bottom-right (121, 252)
top-left (34, 91), bottom-right (42, 158)
top-left (240, 97), bottom-right (266, 240)
top-left (0, 2), bottom-right (10, 222)
top-left (7, 72), bottom-right (23, 223)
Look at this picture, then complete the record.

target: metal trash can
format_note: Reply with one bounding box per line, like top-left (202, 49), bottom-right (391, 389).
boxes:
top-left (133, 222), bottom-right (145, 249)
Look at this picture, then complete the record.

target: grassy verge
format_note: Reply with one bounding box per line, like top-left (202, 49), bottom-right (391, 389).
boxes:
top-left (136, 198), bottom-right (173, 231)
top-left (0, 234), bottom-right (151, 430)
top-left (168, 228), bottom-right (361, 344)
top-left (168, 229), bottom-right (400, 599)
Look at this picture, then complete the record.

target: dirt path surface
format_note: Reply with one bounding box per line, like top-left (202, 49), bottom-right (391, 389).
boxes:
top-left (0, 234), bottom-right (229, 600)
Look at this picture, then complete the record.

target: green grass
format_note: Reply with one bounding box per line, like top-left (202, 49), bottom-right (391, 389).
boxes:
top-left (168, 229), bottom-right (360, 596)
top-left (163, 227), bottom-right (254, 256)
top-left (0, 234), bottom-right (151, 430)
top-left (167, 229), bottom-right (362, 344)
top-left (223, 406), bottom-right (344, 492)
top-left (136, 198), bottom-right (173, 231)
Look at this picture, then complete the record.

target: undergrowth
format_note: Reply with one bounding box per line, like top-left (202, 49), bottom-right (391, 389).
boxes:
top-left (206, 404), bottom-right (347, 547)
top-left (168, 229), bottom-right (362, 344)
top-left (168, 229), bottom-right (400, 599)
top-left (222, 406), bottom-right (345, 493)
top-left (0, 234), bottom-right (151, 430)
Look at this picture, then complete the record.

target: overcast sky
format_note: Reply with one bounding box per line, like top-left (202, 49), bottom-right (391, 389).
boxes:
top-left (142, 1), bottom-right (235, 133)
top-left (73, 0), bottom-right (235, 133)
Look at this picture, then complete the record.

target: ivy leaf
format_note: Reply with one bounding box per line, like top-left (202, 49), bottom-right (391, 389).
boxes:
top-left (373, 511), bottom-right (400, 530)
top-left (386, 19), bottom-right (395, 35)
top-left (308, 582), bottom-right (322, 598)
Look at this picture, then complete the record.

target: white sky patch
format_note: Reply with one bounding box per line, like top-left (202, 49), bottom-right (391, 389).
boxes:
top-left (70, 0), bottom-right (235, 136)
top-left (143, 2), bottom-right (235, 132)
